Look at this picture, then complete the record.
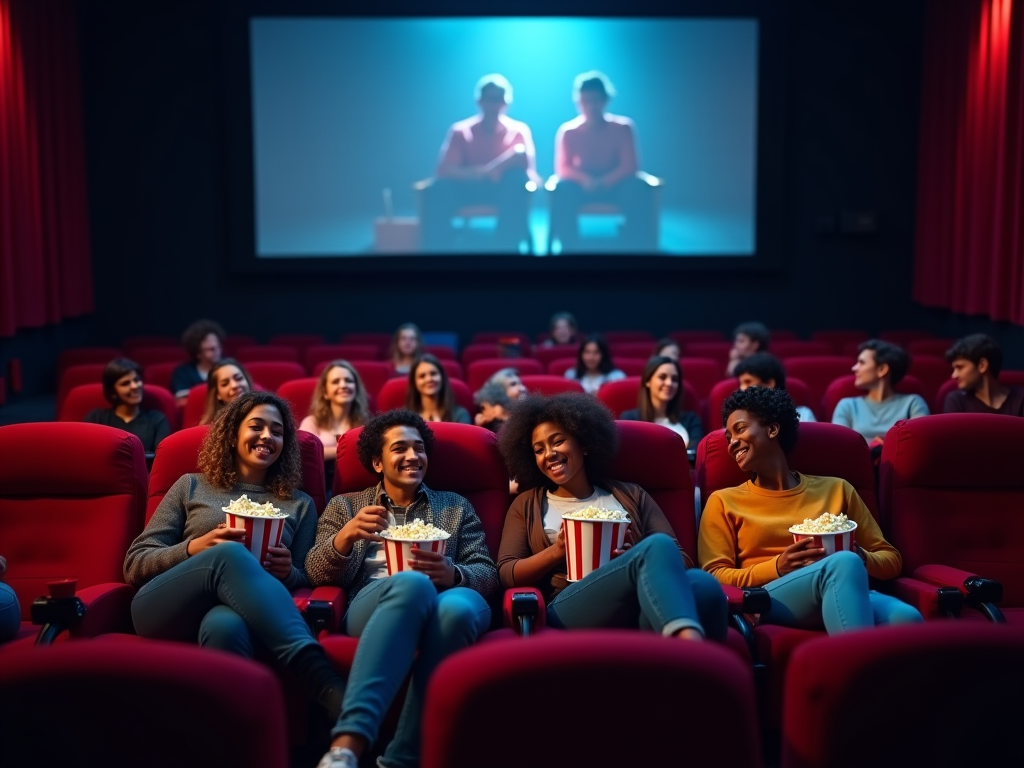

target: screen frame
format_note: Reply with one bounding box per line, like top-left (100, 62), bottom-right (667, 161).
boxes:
top-left (222, 0), bottom-right (787, 275)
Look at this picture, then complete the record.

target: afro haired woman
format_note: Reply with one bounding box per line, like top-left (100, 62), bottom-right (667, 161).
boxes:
top-left (496, 392), bottom-right (727, 642)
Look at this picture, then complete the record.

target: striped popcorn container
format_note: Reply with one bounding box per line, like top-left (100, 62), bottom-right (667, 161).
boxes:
top-left (382, 536), bottom-right (449, 576)
top-left (789, 521), bottom-right (858, 555)
top-left (562, 516), bottom-right (629, 582)
top-left (225, 512), bottom-right (287, 562)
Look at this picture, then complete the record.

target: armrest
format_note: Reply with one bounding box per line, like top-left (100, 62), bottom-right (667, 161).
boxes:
top-left (913, 565), bottom-right (1005, 623)
top-left (882, 576), bottom-right (963, 619)
top-left (721, 584), bottom-right (771, 615)
top-left (293, 586), bottom-right (346, 635)
top-left (502, 587), bottom-right (546, 636)
top-left (31, 582), bottom-right (136, 645)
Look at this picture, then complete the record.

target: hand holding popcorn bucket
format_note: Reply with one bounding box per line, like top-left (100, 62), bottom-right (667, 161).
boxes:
top-left (222, 495), bottom-right (289, 562)
top-left (562, 507), bottom-right (630, 582)
top-left (380, 519), bottom-right (450, 576)
top-left (789, 513), bottom-right (858, 555)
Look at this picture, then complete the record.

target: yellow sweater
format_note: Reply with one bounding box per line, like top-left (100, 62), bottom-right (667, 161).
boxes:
top-left (697, 473), bottom-right (901, 588)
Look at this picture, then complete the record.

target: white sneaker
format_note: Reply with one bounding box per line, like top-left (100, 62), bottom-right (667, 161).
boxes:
top-left (316, 747), bottom-right (359, 768)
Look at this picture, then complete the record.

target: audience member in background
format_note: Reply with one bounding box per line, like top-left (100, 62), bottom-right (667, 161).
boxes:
top-left (726, 321), bottom-right (770, 376)
top-left (734, 352), bottom-right (816, 422)
top-left (473, 381), bottom-right (513, 432)
top-left (0, 554), bottom-right (20, 643)
top-left (485, 367), bottom-right (527, 402)
top-left (299, 360), bottom-right (371, 462)
top-left (84, 358), bottom-right (172, 453)
top-left (496, 392), bottom-right (727, 642)
top-left (564, 334), bottom-right (625, 395)
top-left (652, 337), bottom-right (681, 361)
top-left (199, 358), bottom-right (253, 427)
top-left (619, 356), bottom-right (702, 448)
top-left (422, 74), bottom-right (539, 253)
top-left (943, 334), bottom-right (1024, 416)
top-left (306, 410), bottom-right (496, 768)
top-left (832, 340), bottom-right (928, 445)
top-left (124, 392), bottom-right (346, 724)
top-left (406, 354), bottom-right (471, 424)
top-left (389, 323), bottom-right (423, 376)
top-left (698, 387), bottom-right (921, 635)
top-left (541, 311), bottom-right (578, 347)
top-left (170, 319), bottom-right (225, 406)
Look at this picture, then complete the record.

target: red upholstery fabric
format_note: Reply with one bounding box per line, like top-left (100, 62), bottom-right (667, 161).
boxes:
top-left (769, 330), bottom-right (799, 341)
top-left (221, 334), bottom-right (257, 355)
top-left (809, 329), bottom-right (869, 354)
top-left (0, 638), bottom-right (289, 768)
top-left (770, 340), bottom-right (834, 359)
top-left (612, 357), bottom-right (647, 376)
top-left (267, 332), bottom-right (325, 352)
top-left (906, 354), bottom-right (953, 407)
top-left (423, 344), bottom-right (456, 360)
top-left (608, 340), bottom-right (656, 358)
top-left (437, 359), bottom-right (464, 382)
top-left (470, 331), bottom-right (531, 346)
top-left (233, 344), bottom-right (301, 364)
top-left (181, 384), bottom-right (207, 429)
top-left (669, 329), bottom-right (728, 343)
top-left (460, 343), bottom-right (503, 366)
top-left (55, 347), bottom-right (122, 379)
top-left (303, 344), bottom-right (380, 374)
top-left (784, 356), bottom-right (856, 416)
top-left (55, 362), bottom-right (106, 411)
top-left (680, 356), bottom-right (724, 402)
top-left (466, 358), bottom-right (544, 390)
top-left (602, 330), bottom-right (656, 343)
top-left (781, 623), bottom-right (1024, 768)
top-left (243, 361), bottom-right (306, 392)
top-left (422, 630), bottom-right (760, 768)
top-left (907, 338), bottom-right (956, 357)
top-left (340, 331), bottom-right (391, 355)
top-left (820, 373), bottom-right (927, 422)
top-left (705, 377), bottom-right (814, 432)
top-left (597, 376), bottom-right (700, 418)
top-left (143, 361), bottom-right (178, 391)
top-left (878, 414), bottom-right (1024, 610)
top-left (532, 343), bottom-right (580, 368)
top-left (58, 382), bottom-right (178, 430)
top-left (277, 378), bottom-right (318, 423)
top-left (376, 377), bottom-right (475, 415)
top-left (518, 375), bottom-right (584, 396)
top-left (0, 423), bottom-right (147, 619)
top-left (545, 356), bottom-right (578, 375)
top-left (128, 346), bottom-right (187, 368)
top-left (682, 341), bottom-right (732, 367)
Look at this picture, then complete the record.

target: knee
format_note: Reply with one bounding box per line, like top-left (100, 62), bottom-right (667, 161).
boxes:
top-left (687, 569), bottom-right (727, 606)
top-left (634, 533), bottom-right (681, 561)
top-left (821, 551), bottom-right (866, 580)
top-left (382, 571), bottom-right (437, 616)
top-left (198, 606), bottom-right (252, 655)
top-left (434, 594), bottom-right (486, 640)
top-left (0, 582), bottom-right (20, 642)
top-left (885, 600), bottom-right (924, 626)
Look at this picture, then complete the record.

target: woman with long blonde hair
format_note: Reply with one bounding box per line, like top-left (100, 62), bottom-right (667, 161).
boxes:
top-left (299, 361), bottom-right (370, 462)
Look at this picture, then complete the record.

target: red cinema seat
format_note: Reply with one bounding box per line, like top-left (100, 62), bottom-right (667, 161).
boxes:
top-left (907, 338), bottom-right (956, 357)
top-left (770, 341), bottom-right (834, 359)
top-left (437, 359), bottom-right (464, 382)
top-left (545, 356), bottom-right (578, 376)
top-left (601, 330), bottom-right (655, 343)
top-left (460, 343), bottom-right (504, 367)
top-left (56, 363), bottom-right (107, 412)
top-left (781, 623), bottom-right (1024, 768)
top-left (422, 630), bottom-right (760, 768)
top-left (340, 332), bottom-right (391, 356)
top-left (304, 344), bottom-right (381, 374)
top-left (878, 329), bottom-right (933, 347)
top-left (466, 358), bottom-right (543, 391)
top-left (517, 375), bottom-right (584, 396)
top-left (680, 356), bottom-right (724, 402)
top-left (55, 347), bottom-right (122, 380)
top-left (0, 423), bottom-right (148, 647)
top-left (143, 361), bottom-right (179, 392)
top-left (122, 335), bottom-right (178, 354)
top-left (312, 360), bottom-right (392, 400)
top-left (267, 333), bottom-right (325, 354)
top-left (376, 377), bottom-right (475, 415)
top-left (58, 383), bottom-right (179, 433)
top-left (809, 330), bottom-right (869, 354)
top-left (669, 329), bottom-right (727, 344)
top-left (0, 639), bottom-right (290, 768)
top-left (821, 373), bottom-right (927, 422)
top-left (784, 356), bottom-right (855, 418)
top-left (233, 344), bottom-right (301, 364)
top-left (933, 369), bottom-right (1024, 413)
top-left (682, 341), bottom-right (732, 368)
top-left (906, 355), bottom-right (952, 407)
top-left (532, 344), bottom-right (579, 368)
top-left (221, 334), bottom-right (257, 356)
top-left (611, 357), bottom-right (648, 376)
top-left (608, 340), bottom-right (656, 358)
top-left (423, 344), bottom-right (456, 360)
top-left (597, 377), bottom-right (700, 419)
top-left (181, 384), bottom-right (208, 429)
top-left (244, 361), bottom-right (306, 393)
top-left (879, 414), bottom-right (1024, 623)
top-left (128, 346), bottom-right (187, 369)
top-left (470, 331), bottom-right (531, 348)
top-left (276, 378), bottom-right (318, 424)
top-left (706, 377), bottom-right (815, 431)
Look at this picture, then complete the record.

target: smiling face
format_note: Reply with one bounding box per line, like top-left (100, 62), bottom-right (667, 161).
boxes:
top-left (504, 374), bottom-right (525, 400)
top-left (216, 365), bottom-right (250, 404)
top-left (724, 408), bottom-right (780, 474)
top-left (732, 333), bottom-right (759, 359)
top-left (234, 403), bottom-right (284, 481)
top-left (581, 342), bottom-right (602, 373)
top-left (324, 365), bottom-right (357, 406)
top-left (852, 349), bottom-right (885, 389)
top-left (646, 363), bottom-right (680, 408)
top-left (738, 372), bottom-right (779, 391)
top-left (113, 370), bottom-right (144, 406)
top-left (532, 421), bottom-right (588, 494)
top-left (373, 425), bottom-right (428, 495)
top-left (414, 361), bottom-right (443, 399)
top-left (397, 329), bottom-right (419, 357)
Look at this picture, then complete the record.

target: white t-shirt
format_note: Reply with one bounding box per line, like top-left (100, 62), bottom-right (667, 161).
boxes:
top-left (564, 368), bottom-right (627, 395)
top-left (543, 488), bottom-right (622, 544)
top-left (654, 417), bottom-right (689, 445)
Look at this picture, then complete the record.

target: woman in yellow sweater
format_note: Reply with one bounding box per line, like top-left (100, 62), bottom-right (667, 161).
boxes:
top-left (697, 386), bottom-right (921, 634)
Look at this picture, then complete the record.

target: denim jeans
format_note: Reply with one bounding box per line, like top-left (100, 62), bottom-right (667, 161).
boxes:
top-left (130, 543), bottom-right (316, 663)
top-left (547, 533), bottom-right (728, 642)
top-left (335, 571), bottom-right (491, 768)
top-left (761, 550), bottom-right (923, 634)
top-left (0, 581), bottom-right (20, 642)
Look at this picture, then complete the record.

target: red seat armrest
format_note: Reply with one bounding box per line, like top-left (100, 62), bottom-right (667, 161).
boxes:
top-left (70, 583), bottom-right (137, 638)
top-left (502, 587), bottom-right (546, 633)
top-left (293, 586), bottom-right (345, 634)
top-left (882, 576), bottom-right (963, 620)
top-left (913, 564), bottom-right (980, 593)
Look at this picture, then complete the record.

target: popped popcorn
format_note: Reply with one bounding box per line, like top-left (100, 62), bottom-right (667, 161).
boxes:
top-left (790, 512), bottom-right (855, 534)
top-left (381, 518), bottom-right (450, 541)
top-left (221, 494), bottom-right (287, 518)
top-left (562, 506), bottom-right (630, 522)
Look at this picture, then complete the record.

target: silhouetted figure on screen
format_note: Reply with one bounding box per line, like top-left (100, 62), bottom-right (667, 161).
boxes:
top-left (549, 71), bottom-right (658, 252)
top-left (419, 74), bottom-right (539, 252)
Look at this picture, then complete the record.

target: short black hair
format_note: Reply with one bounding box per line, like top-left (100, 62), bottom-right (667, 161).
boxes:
top-left (498, 392), bottom-right (617, 491)
top-left (721, 386), bottom-right (800, 453)
top-left (734, 352), bottom-right (787, 390)
top-left (858, 339), bottom-right (910, 385)
top-left (356, 409), bottom-right (435, 476)
top-left (945, 333), bottom-right (1003, 377)
top-left (733, 322), bottom-right (770, 350)
top-left (102, 358), bottom-right (143, 404)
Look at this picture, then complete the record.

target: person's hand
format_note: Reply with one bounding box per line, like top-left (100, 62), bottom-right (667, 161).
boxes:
top-left (776, 537), bottom-right (826, 576)
top-left (409, 548), bottom-right (455, 587)
top-left (854, 542), bottom-right (868, 564)
top-left (187, 523), bottom-right (246, 556)
top-left (333, 505), bottom-right (388, 556)
top-left (264, 544), bottom-right (292, 579)
top-left (549, 525), bottom-right (567, 564)
top-left (611, 528), bottom-right (634, 559)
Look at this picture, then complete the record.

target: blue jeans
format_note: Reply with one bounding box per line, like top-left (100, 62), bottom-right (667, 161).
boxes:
top-left (335, 571), bottom-right (491, 768)
top-left (0, 581), bottom-right (20, 642)
top-left (130, 543), bottom-right (316, 663)
top-left (762, 551), bottom-right (923, 634)
top-left (547, 534), bottom-right (728, 642)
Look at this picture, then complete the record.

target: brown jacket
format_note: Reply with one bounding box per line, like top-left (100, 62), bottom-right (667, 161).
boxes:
top-left (497, 480), bottom-right (692, 602)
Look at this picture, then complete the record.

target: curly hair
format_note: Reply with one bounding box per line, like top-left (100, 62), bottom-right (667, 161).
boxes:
top-left (198, 391), bottom-right (302, 500)
top-left (180, 319), bottom-right (226, 362)
top-left (945, 333), bottom-right (1003, 377)
top-left (720, 386), bottom-right (800, 453)
top-left (309, 360), bottom-right (369, 429)
top-left (498, 392), bottom-right (618, 492)
top-left (357, 409), bottom-right (435, 476)
top-left (733, 321), bottom-right (770, 351)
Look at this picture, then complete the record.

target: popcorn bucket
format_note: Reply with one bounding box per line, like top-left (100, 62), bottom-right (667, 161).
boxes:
top-left (383, 537), bottom-right (448, 576)
top-left (225, 512), bottom-right (287, 562)
top-left (563, 517), bottom-right (629, 582)
top-left (789, 521), bottom-right (858, 555)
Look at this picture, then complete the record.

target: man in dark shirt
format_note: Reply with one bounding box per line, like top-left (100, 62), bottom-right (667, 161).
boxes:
top-left (943, 334), bottom-right (1024, 415)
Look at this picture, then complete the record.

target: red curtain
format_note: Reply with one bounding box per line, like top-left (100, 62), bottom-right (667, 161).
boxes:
top-left (0, 0), bottom-right (93, 338)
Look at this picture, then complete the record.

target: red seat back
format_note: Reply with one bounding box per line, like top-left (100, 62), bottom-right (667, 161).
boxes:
top-left (669, 330), bottom-right (727, 344)
top-left (143, 361), bottom-right (179, 392)
top-left (681, 341), bottom-right (732, 368)
top-left (906, 355), bottom-right (952, 411)
top-left (333, 423), bottom-right (508, 559)
top-left (233, 345), bottom-right (301, 364)
top-left (58, 383), bottom-right (178, 431)
top-left (608, 341), bottom-right (656, 358)
top-left (879, 414), bottom-right (1024, 605)
top-left (267, 333), bottom-right (325, 353)
top-left (128, 346), bottom-right (187, 369)
top-left (55, 347), bottom-right (123, 380)
top-left (303, 345), bottom-right (381, 374)
top-left (56, 363), bottom-right (107, 412)
top-left (679, 357), bottom-right (724, 402)
top-left (907, 338), bottom-right (956, 357)
top-left (820, 374), bottom-right (927, 422)
top-left (243, 361), bottom-right (306, 393)
top-left (460, 344), bottom-right (504, 366)
top-left (770, 341), bottom-right (834, 359)
top-left (517, 375), bottom-right (584, 396)
top-left (0, 423), bottom-right (148, 617)
top-left (276, 378), bottom-right (318, 423)
top-left (532, 344), bottom-right (580, 368)
top-left (466, 358), bottom-right (543, 391)
top-left (597, 377), bottom-right (700, 418)
top-left (222, 334), bottom-right (257, 356)
top-left (470, 331), bottom-right (531, 347)
top-left (783, 356), bottom-right (854, 416)
top-left (612, 357), bottom-right (648, 377)
top-left (181, 384), bottom-right (208, 429)
top-left (546, 356), bottom-right (578, 376)
top-left (423, 345), bottom-right (457, 360)
top-left (339, 332), bottom-right (391, 357)
top-left (809, 330), bottom-right (869, 354)
top-left (601, 331), bottom-right (655, 343)
top-left (376, 377), bottom-right (475, 415)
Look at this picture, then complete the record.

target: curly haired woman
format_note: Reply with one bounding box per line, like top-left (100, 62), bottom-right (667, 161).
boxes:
top-left (124, 391), bottom-right (347, 721)
top-left (496, 392), bottom-right (727, 642)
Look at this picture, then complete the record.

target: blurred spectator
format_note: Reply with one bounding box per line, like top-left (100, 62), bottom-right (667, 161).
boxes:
top-left (170, 319), bottom-right (225, 405)
top-left (0, 555), bottom-right (21, 642)
top-left (299, 361), bottom-right (371, 461)
top-left (390, 323), bottom-right (423, 376)
top-left (652, 337), bottom-right (680, 361)
top-left (734, 352), bottom-right (816, 422)
top-left (943, 334), bottom-right (1024, 416)
top-left (406, 354), bottom-right (471, 424)
top-left (84, 358), bottom-right (171, 452)
top-left (726, 321), bottom-right (770, 376)
top-left (541, 311), bottom-right (578, 347)
top-left (620, 356), bottom-right (702, 447)
top-left (199, 358), bottom-right (253, 426)
top-left (564, 334), bottom-right (625, 395)
top-left (474, 381), bottom-right (512, 432)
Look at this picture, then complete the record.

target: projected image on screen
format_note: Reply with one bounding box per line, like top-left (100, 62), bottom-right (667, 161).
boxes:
top-left (250, 17), bottom-right (758, 257)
